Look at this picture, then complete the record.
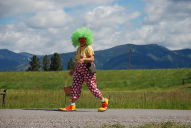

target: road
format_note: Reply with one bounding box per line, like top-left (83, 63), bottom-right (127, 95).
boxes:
top-left (0, 109), bottom-right (191, 128)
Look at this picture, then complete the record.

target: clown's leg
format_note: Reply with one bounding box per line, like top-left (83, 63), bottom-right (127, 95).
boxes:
top-left (59, 72), bottom-right (84, 111)
top-left (85, 73), bottom-right (109, 112)
top-left (85, 74), bottom-right (102, 99)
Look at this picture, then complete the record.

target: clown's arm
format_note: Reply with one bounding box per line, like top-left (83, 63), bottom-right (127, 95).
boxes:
top-left (78, 55), bottom-right (94, 63)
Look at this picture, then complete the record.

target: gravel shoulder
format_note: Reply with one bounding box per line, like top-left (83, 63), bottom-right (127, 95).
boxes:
top-left (0, 109), bottom-right (191, 128)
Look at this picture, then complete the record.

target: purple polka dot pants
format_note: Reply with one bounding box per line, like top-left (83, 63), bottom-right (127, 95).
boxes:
top-left (70, 63), bottom-right (103, 100)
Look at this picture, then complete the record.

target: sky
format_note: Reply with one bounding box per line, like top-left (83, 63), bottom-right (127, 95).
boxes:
top-left (0, 0), bottom-right (191, 55)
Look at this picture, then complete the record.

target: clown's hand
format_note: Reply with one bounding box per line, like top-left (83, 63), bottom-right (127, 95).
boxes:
top-left (78, 58), bottom-right (84, 63)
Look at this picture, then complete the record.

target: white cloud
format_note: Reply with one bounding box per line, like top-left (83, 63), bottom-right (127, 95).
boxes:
top-left (56, 0), bottom-right (115, 8)
top-left (0, 0), bottom-right (56, 17)
top-left (128, 0), bottom-right (191, 50)
top-left (0, 0), bottom-right (119, 54)
top-left (1, 0), bottom-right (191, 55)
top-left (84, 5), bottom-right (141, 51)
top-left (144, 0), bottom-right (191, 23)
top-left (27, 9), bottom-right (72, 28)
top-left (0, 18), bottom-right (78, 54)
top-left (85, 5), bottom-right (140, 28)
top-left (0, 23), bottom-right (51, 55)
top-left (0, 0), bottom-right (115, 18)
top-left (143, 0), bottom-right (169, 23)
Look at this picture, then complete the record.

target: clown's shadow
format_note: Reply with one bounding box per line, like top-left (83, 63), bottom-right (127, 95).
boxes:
top-left (22, 109), bottom-right (95, 112)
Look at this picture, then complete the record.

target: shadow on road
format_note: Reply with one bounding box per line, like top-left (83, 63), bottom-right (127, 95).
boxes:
top-left (22, 109), bottom-right (95, 112)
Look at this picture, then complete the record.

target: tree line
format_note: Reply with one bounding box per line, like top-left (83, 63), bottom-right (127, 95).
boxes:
top-left (27, 53), bottom-right (75, 71)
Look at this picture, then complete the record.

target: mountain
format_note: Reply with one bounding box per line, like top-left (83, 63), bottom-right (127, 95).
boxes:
top-left (46, 44), bottom-right (191, 69)
top-left (18, 52), bottom-right (33, 58)
top-left (0, 49), bottom-right (30, 71)
top-left (0, 44), bottom-right (191, 71)
top-left (173, 49), bottom-right (191, 58)
top-left (94, 44), bottom-right (191, 69)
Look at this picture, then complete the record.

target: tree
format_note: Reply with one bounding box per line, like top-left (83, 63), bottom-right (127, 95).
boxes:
top-left (67, 58), bottom-right (75, 70)
top-left (27, 55), bottom-right (41, 71)
top-left (43, 55), bottom-right (50, 71)
top-left (50, 53), bottom-right (63, 71)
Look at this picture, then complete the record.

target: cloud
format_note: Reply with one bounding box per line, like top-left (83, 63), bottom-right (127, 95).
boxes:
top-left (128, 0), bottom-right (191, 50)
top-left (0, 23), bottom-right (52, 54)
top-left (0, 0), bottom-right (119, 54)
top-left (85, 5), bottom-right (140, 27)
top-left (0, 0), bottom-right (191, 55)
top-left (56, 0), bottom-right (115, 8)
top-left (0, 0), bottom-right (115, 18)
top-left (98, 0), bottom-right (191, 51)
top-left (85, 6), bottom-right (126, 26)
top-left (27, 9), bottom-right (72, 28)
top-left (0, 21), bottom-right (79, 55)
top-left (0, 0), bottom-right (56, 18)
top-left (84, 5), bottom-right (141, 50)
top-left (144, 0), bottom-right (191, 23)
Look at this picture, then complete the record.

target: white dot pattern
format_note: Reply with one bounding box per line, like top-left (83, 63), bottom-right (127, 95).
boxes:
top-left (70, 63), bottom-right (103, 100)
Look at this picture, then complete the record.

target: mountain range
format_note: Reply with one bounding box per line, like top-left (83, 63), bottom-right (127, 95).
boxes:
top-left (0, 44), bottom-right (191, 71)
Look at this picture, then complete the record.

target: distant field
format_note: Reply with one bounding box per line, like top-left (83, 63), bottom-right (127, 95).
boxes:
top-left (0, 68), bottom-right (191, 90)
top-left (0, 69), bottom-right (191, 109)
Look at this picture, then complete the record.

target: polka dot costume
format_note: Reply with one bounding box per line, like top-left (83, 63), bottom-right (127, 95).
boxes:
top-left (70, 63), bottom-right (103, 100)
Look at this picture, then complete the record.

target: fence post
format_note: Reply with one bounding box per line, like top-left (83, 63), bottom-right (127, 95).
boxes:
top-left (1, 89), bottom-right (7, 107)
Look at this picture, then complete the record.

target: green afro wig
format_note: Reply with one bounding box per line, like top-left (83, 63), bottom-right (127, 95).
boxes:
top-left (71, 27), bottom-right (93, 47)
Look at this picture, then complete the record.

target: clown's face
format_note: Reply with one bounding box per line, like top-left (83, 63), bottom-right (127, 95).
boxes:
top-left (79, 37), bottom-right (86, 46)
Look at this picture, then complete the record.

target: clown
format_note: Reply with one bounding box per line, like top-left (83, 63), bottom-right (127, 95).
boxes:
top-left (59, 27), bottom-right (109, 112)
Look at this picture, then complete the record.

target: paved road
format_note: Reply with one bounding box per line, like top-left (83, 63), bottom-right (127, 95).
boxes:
top-left (0, 109), bottom-right (191, 128)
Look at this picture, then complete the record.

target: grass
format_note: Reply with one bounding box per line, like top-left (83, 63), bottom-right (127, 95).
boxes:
top-left (87, 122), bottom-right (191, 128)
top-left (133, 122), bottom-right (191, 128)
top-left (0, 68), bottom-right (191, 109)
top-left (85, 123), bottom-right (125, 128)
top-left (1, 86), bottom-right (191, 109)
top-left (0, 68), bottom-right (191, 90)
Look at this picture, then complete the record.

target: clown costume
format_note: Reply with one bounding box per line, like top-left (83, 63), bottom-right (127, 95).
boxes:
top-left (58, 27), bottom-right (109, 112)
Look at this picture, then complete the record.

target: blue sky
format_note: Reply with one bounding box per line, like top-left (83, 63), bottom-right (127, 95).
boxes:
top-left (0, 17), bottom-right (17, 24)
top-left (0, 0), bottom-right (191, 55)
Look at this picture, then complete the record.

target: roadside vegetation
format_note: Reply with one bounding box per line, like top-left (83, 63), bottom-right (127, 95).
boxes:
top-left (0, 68), bottom-right (191, 109)
top-left (85, 122), bottom-right (191, 128)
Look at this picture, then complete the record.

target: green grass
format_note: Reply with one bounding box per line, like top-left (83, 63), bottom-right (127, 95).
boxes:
top-left (0, 68), bottom-right (191, 109)
top-left (1, 87), bottom-right (191, 109)
top-left (88, 122), bottom-right (191, 128)
top-left (133, 122), bottom-right (191, 128)
top-left (0, 68), bottom-right (191, 90)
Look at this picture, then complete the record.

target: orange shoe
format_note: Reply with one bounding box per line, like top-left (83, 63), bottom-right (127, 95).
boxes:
top-left (58, 105), bottom-right (76, 111)
top-left (98, 98), bottom-right (109, 112)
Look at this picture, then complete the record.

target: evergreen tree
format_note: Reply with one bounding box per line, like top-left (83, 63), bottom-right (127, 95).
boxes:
top-left (43, 55), bottom-right (50, 71)
top-left (50, 53), bottom-right (63, 71)
top-left (67, 58), bottom-right (75, 70)
top-left (27, 55), bottom-right (41, 71)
